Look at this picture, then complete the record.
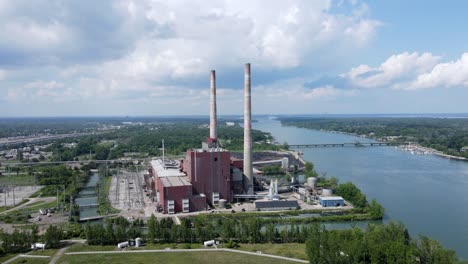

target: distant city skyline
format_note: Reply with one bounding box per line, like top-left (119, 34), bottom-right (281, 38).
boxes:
top-left (1, 0), bottom-right (468, 117)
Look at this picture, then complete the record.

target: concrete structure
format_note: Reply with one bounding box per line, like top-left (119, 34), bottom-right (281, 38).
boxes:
top-left (209, 70), bottom-right (217, 144)
top-left (319, 196), bottom-right (345, 207)
top-left (243, 63), bottom-right (253, 194)
top-left (321, 189), bottom-right (333, 196)
top-left (255, 200), bottom-right (299, 211)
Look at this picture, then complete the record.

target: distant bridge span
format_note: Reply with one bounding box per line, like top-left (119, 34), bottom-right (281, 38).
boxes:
top-left (288, 142), bottom-right (409, 148)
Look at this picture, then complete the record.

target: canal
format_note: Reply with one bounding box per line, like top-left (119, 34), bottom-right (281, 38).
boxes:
top-left (75, 172), bottom-right (100, 219)
top-left (254, 118), bottom-right (468, 258)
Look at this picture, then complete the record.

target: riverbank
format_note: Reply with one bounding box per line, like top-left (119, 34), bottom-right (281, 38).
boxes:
top-left (399, 144), bottom-right (467, 161)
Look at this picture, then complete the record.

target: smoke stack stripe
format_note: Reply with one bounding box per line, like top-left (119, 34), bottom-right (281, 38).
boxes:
top-left (243, 63), bottom-right (253, 194)
top-left (210, 70), bottom-right (217, 141)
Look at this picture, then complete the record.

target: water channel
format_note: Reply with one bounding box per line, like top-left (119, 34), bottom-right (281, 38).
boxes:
top-left (74, 172), bottom-right (100, 219)
top-left (254, 118), bottom-right (468, 258)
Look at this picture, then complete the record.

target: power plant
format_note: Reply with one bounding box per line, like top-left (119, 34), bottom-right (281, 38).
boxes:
top-left (148, 63), bottom-right (257, 214)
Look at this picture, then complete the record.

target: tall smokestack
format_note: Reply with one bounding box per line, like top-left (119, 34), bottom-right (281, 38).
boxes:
top-left (210, 70), bottom-right (217, 142)
top-left (243, 63), bottom-right (253, 194)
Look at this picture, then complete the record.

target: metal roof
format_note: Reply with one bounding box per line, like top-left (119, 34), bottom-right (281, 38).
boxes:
top-left (160, 176), bottom-right (192, 187)
top-left (151, 159), bottom-right (185, 178)
top-left (319, 196), bottom-right (344, 201)
top-left (254, 200), bottom-right (299, 209)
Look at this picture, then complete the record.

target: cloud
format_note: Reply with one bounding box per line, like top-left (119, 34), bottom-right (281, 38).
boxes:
top-left (309, 52), bottom-right (468, 92)
top-left (343, 52), bottom-right (440, 88)
top-left (0, 69), bottom-right (6, 80)
top-left (0, 0), bottom-right (381, 116)
top-left (407, 53), bottom-right (468, 90)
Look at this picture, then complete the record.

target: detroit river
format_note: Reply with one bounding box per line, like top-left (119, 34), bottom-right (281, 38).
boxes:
top-left (254, 118), bottom-right (468, 258)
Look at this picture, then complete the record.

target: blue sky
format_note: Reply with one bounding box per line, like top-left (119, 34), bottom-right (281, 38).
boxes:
top-left (0, 0), bottom-right (467, 116)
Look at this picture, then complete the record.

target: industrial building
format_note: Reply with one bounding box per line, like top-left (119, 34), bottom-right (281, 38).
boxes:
top-left (149, 65), bottom-right (254, 214)
top-left (319, 196), bottom-right (345, 207)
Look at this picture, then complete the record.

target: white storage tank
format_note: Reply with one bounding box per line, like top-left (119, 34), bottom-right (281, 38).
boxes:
top-left (117, 241), bottom-right (129, 248)
top-left (322, 189), bottom-right (333, 196)
top-left (307, 177), bottom-right (317, 189)
top-left (204, 240), bottom-right (215, 247)
top-left (31, 243), bottom-right (46, 250)
top-left (135, 238), bottom-right (142, 247)
top-left (218, 199), bottom-right (226, 209)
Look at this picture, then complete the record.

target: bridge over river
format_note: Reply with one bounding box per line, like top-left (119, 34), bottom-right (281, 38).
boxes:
top-left (288, 142), bottom-right (409, 148)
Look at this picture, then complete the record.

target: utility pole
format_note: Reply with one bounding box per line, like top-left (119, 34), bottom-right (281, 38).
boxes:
top-left (3, 186), bottom-right (6, 208)
top-left (12, 185), bottom-right (15, 206)
top-left (56, 187), bottom-right (59, 208)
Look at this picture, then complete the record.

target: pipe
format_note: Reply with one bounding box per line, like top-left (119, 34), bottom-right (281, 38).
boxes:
top-left (243, 63), bottom-right (253, 194)
top-left (210, 70), bottom-right (217, 141)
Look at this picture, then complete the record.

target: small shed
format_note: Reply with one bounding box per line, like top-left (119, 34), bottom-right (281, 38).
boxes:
top-left (319, 196), bottom-right (345, 207)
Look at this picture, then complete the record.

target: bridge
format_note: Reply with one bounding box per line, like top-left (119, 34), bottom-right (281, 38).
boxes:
top-left (78, 204), bottom-right (99, 209)
top-left (288, 142), bottom-right (408, 148)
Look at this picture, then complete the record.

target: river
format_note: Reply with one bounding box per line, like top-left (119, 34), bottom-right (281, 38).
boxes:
top-left (253, 118), bottom-right (468, 258)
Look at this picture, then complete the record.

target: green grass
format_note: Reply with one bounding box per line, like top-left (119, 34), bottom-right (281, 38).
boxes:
top-left (97, 176), bottom-right (119, 215)
top-left (0, 253), bottom-right (18, 263)
top-left (8, 257), bottom-right (50, 264)
top-left (236, 243), bottom-right (307, 260)
top-left (29, 248), bottom-right (59, 256)
top-left (66, 244), bottom-right (118, 253)
top-left (57, 251), bottom-right (299, 264)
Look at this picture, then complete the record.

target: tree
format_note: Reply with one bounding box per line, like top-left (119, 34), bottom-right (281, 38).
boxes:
top-left (414, 236), bottom-right (458, 264)
top-left (304, 162), bottom-right (317, 178)
top-left (147, 214), bottom-right (157, 244)
top-left (43, 225), bottom-right (62, 248)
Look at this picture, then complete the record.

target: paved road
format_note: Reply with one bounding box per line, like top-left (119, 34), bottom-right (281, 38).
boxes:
top-left (65, 248), bottom-right (309, 263)
top-left (50, 245), bottom-right (70, 264)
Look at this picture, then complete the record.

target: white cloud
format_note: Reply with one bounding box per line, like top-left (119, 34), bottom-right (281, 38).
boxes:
top-left (0, 69), bottom-right (6, 80)
top-left (407, 53), bottom-right (468, 90)
top-left (0, 0), bottom-right (381, 115)
top-left (344, 52), bottom-right (440, 88)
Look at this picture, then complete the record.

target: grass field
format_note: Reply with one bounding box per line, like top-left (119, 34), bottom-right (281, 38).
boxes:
top-left (57, 251), bottom-right (300, 264)
top-left (237, 243), bottom-right (308, 260)
top-left (8, 257), bottom-right (50, 264)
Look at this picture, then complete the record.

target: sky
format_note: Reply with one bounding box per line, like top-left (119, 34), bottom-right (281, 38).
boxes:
top-left (1, 0), bottom-right (468, 117)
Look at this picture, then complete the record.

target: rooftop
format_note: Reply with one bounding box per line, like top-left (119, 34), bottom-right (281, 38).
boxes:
top-left (190, 147), bottom-right (229, 153)
top-left (319, 196), bottom-right (344, 201)
top-left (160, 176), bottom-right (192, 187)
top-left (151, 159), bottom-right (186, 178)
